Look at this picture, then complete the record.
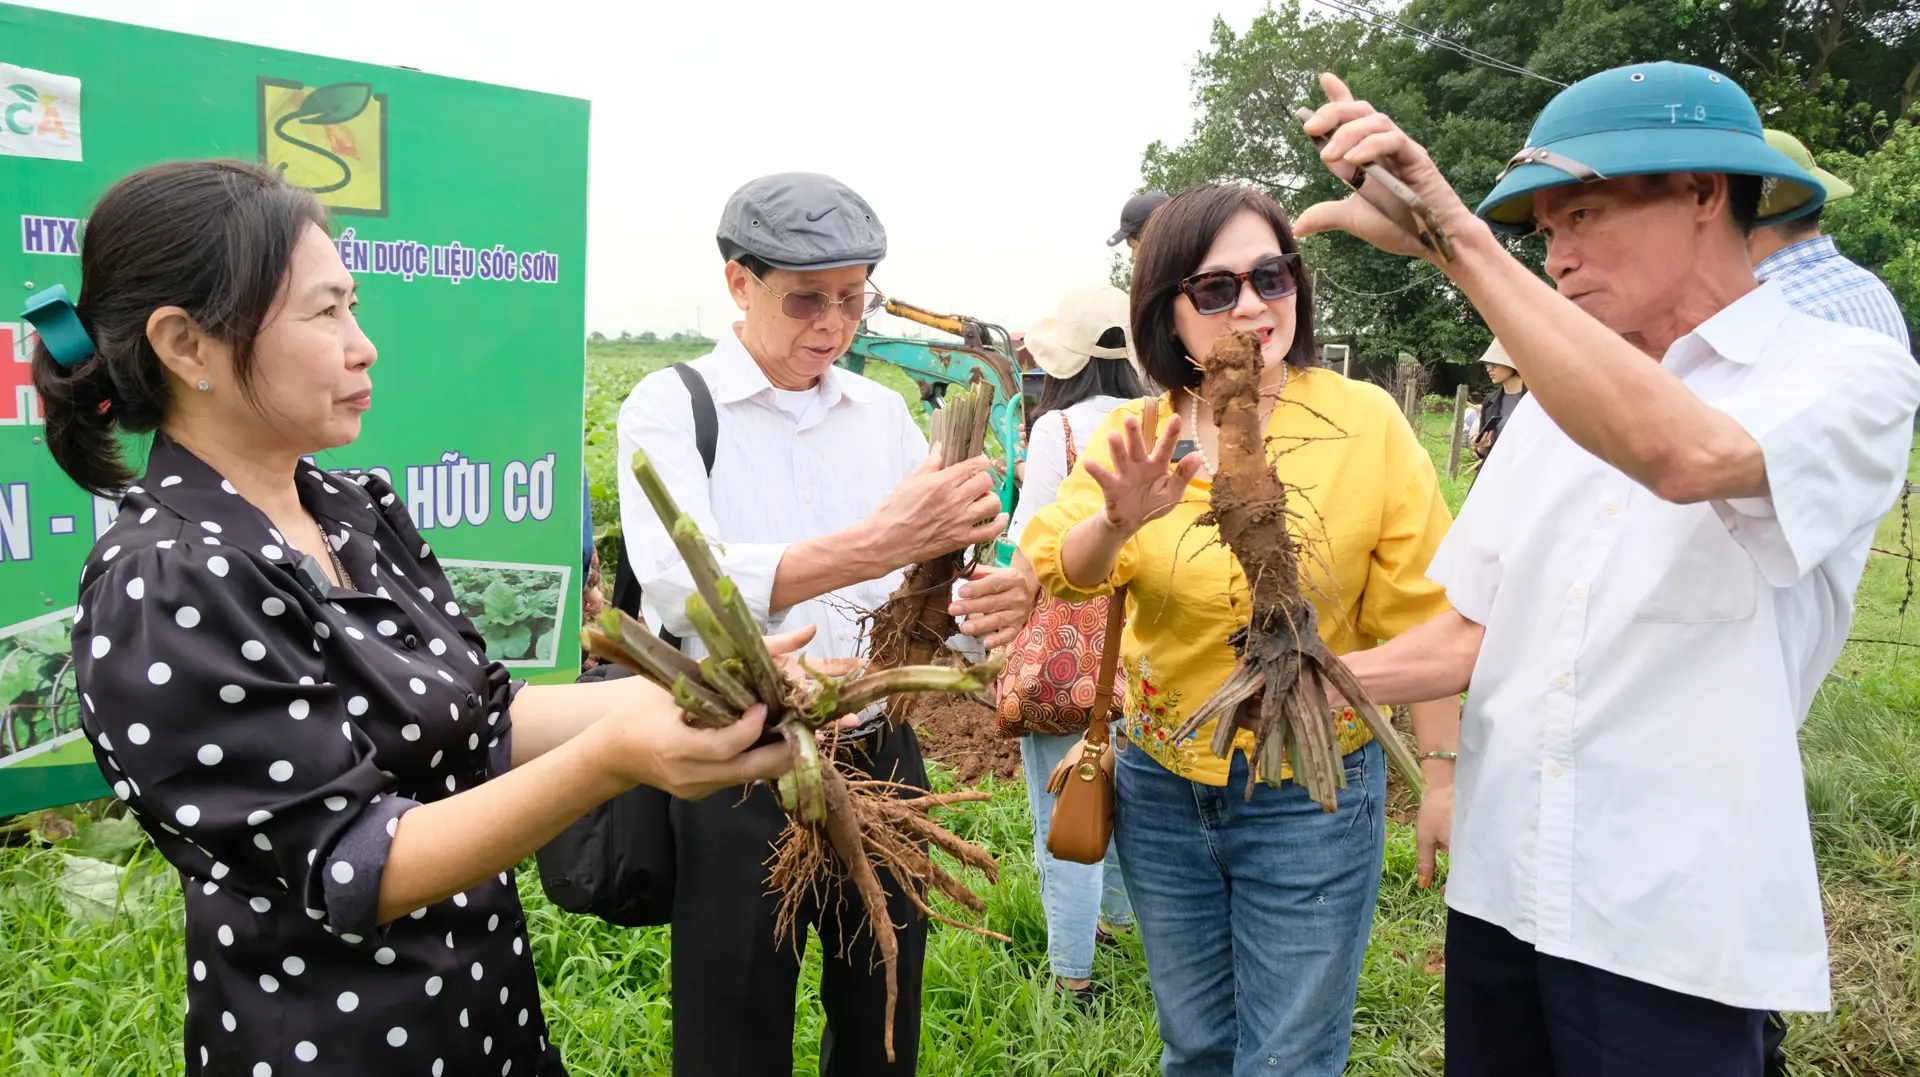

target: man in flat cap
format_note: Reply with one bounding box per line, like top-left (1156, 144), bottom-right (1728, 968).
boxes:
top-left (616, 172), bottom-right (1032, 1074)
top-left (1289, 63), bottom-right (1920, 1073)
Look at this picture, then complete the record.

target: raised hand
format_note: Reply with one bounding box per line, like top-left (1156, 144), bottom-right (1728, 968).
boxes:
top-left (1082, 404), bottom-right (1206, 536)
top-left (1293, 72), bottom-right (1482, 261)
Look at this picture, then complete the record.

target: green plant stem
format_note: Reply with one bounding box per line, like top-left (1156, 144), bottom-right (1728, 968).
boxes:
top-left (714, 578), bottom-right (786, 707)
top-left (776, 724), bottom-right (826, 823)
top-left (631, 451), bottom-right (731, 619)
top-left (685, 596), bottom-right (742, 664)
top-left (830, 663), bottom-right (998, 718)
top-left (699, 657), bottom-right (759, 712)
top-left (673, 674), bottom-right (738, 728)
top-left (607, 610), bottom-right (703, 683)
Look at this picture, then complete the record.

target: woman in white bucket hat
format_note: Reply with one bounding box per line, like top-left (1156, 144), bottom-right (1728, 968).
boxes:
top-left (1472, 337), bottom-right (1528, 459)
top-left (1005, 283), bottom-right (1148, 1002)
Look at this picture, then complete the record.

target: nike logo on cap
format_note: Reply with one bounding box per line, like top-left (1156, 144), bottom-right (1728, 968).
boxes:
top-left (805, 207), bottom-right (836, 222)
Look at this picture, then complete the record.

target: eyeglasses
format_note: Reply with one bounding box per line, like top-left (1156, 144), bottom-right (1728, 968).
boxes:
top-left (743, 266), bottom-right (886, 323)
top-left (1177, 253), bottom-right (1300, 315)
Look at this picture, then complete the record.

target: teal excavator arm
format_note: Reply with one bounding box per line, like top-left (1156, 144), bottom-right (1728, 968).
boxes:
top-left (838, 298), bottom-right (1027, 566)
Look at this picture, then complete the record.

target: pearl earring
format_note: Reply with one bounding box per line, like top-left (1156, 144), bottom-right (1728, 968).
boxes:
top-left (196, 379), bottom-right (210, 392)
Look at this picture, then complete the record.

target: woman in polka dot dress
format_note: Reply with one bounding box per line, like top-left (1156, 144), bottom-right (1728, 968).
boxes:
top-left (30, 161), bottom-right (812, 1076)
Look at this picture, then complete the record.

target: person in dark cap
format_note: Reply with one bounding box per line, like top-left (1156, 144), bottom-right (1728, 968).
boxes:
top-left (1107, 189), bottom-right (1170, 252)
top-left (614, 172), bottom-right (1034, 1075)
top-left (1293, 63), bottom-right (1920, 1074)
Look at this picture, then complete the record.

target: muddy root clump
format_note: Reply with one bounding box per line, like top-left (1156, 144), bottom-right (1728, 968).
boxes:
top-left (1171, 330), bottom-right (1425, 811)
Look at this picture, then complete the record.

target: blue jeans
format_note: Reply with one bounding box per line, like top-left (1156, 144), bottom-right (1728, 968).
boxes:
top-left (1020, 731), bottom-right (1133, 980)
top-left (1114, 736), bottom-right (1386, 1077)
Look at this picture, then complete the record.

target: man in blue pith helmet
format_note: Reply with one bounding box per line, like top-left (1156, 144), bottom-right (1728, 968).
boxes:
top-left (1289, 63), bottom-right (1920, 1073)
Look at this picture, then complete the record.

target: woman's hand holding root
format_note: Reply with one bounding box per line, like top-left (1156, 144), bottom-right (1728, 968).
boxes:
top-left (597, 624), bottom-right (858, 800)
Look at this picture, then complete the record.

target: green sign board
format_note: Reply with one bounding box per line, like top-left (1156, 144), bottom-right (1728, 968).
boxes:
top-left (0, 5), bottom-right (590, 815)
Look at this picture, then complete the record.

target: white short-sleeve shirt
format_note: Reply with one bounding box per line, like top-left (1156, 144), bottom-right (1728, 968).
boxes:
top-left (1429, 281), bottom-right (1920, 1012)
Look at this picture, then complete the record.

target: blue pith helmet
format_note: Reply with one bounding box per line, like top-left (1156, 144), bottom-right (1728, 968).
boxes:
top-left (1475, 62), bottom-right (1825, 234)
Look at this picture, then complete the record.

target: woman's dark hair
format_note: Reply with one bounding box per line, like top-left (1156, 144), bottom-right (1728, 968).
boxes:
top-left (1129, 184), bottom-right (1319, 393)
top-left (31, 160), bottom-right (327, 496)
top-left (1032, 326), bottom-right (1148, 420)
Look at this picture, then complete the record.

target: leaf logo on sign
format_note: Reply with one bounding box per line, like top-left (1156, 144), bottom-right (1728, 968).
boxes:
top-left (257, 77), bottom-right (389, 217)
top-left (4, 82), bottom-right (70, 140)
top-left (0, 63), bottom-right (82, 162)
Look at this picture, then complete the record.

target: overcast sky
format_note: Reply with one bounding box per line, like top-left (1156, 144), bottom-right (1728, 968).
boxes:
top-left (32, 0), bottom-right (1281, 340)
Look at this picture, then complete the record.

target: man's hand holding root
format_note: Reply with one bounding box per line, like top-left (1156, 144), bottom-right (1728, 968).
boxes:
top-left (950, 564), bottom-right (1039, 650)
top-left (864, 443), bottom-right (1008, 570)
top-left (1293, 72), bottom-right (1489, 263)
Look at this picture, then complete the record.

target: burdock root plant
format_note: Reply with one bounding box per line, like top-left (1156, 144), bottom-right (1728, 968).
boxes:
top-left (1171, 330), bottom-right (1425, 811)
top-left (582, 449), bottom-right (1008, 1062)
top-left (864, 376), bottom-right (995, 724)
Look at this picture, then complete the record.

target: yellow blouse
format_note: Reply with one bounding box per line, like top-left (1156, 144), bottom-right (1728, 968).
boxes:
top-left (1021, 368), bottom-right (1454, 787)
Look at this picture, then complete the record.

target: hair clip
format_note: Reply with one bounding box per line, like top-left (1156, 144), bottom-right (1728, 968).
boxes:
top-left (22, 284), bottom-right (97, 369)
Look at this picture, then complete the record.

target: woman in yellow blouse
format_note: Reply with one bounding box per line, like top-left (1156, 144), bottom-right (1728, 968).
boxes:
top-left (1022, 184), bottom-right (1460, 1077)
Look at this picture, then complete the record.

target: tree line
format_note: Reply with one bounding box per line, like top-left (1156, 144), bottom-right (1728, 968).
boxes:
top-left (1140, 0), bottom-right (1920, 369)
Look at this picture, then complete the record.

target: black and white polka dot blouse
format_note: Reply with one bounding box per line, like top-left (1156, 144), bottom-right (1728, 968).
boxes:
top-left (71, 433), bottom-right (564, 1077)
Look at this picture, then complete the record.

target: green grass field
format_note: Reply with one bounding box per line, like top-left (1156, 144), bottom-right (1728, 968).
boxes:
top-left (2, 350), bottom-right (1915, 1075)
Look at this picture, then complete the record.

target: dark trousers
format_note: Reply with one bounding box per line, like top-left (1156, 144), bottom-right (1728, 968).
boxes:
top-left (1762, 1013), bottom-right (1789, 1077)
top-left (668, 725), bottom-right (929, 1077)
top-left (1446, 909), bottom-right (1768, 1077)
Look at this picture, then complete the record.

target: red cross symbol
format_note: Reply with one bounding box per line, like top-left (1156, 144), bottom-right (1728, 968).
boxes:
top-left (0, 323), bottom-right (44, 426)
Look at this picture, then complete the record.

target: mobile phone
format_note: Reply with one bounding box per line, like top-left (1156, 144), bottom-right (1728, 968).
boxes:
top-left (1172, 440), bottom-right (1198, 463)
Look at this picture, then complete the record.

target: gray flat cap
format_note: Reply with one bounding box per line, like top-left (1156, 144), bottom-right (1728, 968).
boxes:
top-left (716, 172), bottom-right (887, 271)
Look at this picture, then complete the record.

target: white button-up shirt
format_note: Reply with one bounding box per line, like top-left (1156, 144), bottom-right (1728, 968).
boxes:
top-left (1429, 282), bottom-right (1920, 1012)
top-left (616, 328), bottom-right (928, 664)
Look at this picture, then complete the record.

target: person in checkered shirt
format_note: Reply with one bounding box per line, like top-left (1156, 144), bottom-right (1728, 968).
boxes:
top-left (1750, 129), bottom-right (1911, 355)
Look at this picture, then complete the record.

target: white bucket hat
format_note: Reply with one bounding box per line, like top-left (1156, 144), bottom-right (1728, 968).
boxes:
top-left (1025, 285), bottom-right (1132, 379)
top-left (1480, 337), bottom-right (1517, 371)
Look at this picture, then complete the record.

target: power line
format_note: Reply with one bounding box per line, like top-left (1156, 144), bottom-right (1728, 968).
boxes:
top-left (1310, 0), bottom-right (1569, 88)
top-left (1314, 0), bottom-right (1563, 85)
top-left (1313, 265), bottom-right (1447, 299)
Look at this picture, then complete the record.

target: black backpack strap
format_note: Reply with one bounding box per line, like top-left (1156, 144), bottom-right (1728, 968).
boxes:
top-left (671, 362), bottom-right (718, 475)
top-left (611, 363), bottom-right (718, 645)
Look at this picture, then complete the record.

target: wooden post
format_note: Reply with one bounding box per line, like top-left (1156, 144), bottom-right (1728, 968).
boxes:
top-left (1447, 384), bottom-right (1469, 479)
top-left (1401, 379), bottom-right (1418, 422)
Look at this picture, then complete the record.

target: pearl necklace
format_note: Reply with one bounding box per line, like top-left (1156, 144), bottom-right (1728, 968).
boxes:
top-left (1187, 361), bottom-right (1289, 472)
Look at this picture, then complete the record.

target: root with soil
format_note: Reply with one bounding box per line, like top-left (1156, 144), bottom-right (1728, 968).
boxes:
top-left (864, 376), bottom-right (995, 726)
top-left (583, 449), bottom-right (1005, 1061)
top-left (1171, 330), bottom-right (1426, 811)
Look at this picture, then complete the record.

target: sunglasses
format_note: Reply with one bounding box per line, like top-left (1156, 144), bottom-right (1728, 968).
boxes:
top-left (744, 265), bottom-right (886, 323)
top-left (1178, 253), bottom-right (1300, 315)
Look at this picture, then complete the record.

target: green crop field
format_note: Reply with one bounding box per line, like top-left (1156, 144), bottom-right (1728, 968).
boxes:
top-left (3, 348), bottom-right (1915, 1075)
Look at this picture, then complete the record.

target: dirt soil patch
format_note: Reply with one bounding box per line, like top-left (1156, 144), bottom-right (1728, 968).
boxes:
top-left (913, 696), bottom-right (1022, 786)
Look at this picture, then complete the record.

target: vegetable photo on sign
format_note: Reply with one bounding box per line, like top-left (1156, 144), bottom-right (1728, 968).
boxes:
top-left (0, 611), bottom-right (81, 762)
top-left (439, 561), bottom-right (571, 666)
